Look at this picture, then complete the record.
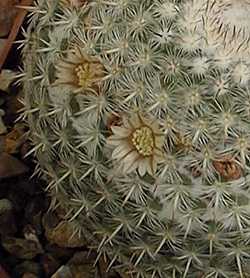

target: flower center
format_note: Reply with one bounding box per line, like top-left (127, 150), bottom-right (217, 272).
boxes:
top-left (75, 63), bottom-right (93, 87)
top-left (132, 126), bottom-right (154, 156)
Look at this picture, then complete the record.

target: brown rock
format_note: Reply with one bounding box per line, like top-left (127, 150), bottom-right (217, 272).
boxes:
top-left (0, 135), bottom-right (5, 153)
top-left (51, 265), bottom-right (72, 278)
top-left (2, 237), bottom-right (43, 259)
top-left (23, 224), bottom-right (41, 248)
top-left (44, 243), bottom-right (75, 262)
top-left (4, 123), bottom-right (27, 154)
top-left (0, 152), bottom-right (28, 179)
top-left (5, 90), bottom-right (25, 123)
top-left (0, 0), bottom-right (18, 37)
top-left (0, 265), bottom-right (10, 278)
top-left (98, 255), bottom-right (118, 278)
top-left (51, 252), bottom-right (107, 278)
top-left (119, 273), bottom-right (130, 278)
top-left (42, 211), bottom-right (60, 230)
top-left (0, 39), bottom-right (6, 54)
top-left (45, 221), bottom-right (86, 248)
top-left (20, 141), bottom-right (31, 159)
top-left (22, 273), bottom-right (37, 278)
top-left (0, 109), bottom-right (7, 134)
top-left (68, 251), bottom-right (96, 264)
top-left (43, 212), bottom-right (86, 248)
top-left (0, 198), bottom-right (16, 235)
top-left (24, 208), bottom-right (43, 236)
top-left (69, 264), bottom-right (97, 278)
top-left (0, 69), bottom-right (17, 92)
top-left (67, 252), bottom-right (99, 278)
top-left (41, 254), bottom-right (60, 277)
top-left (13, 261), bottom-right (41, 278)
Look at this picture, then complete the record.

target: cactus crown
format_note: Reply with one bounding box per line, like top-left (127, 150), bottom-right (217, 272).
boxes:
top-left (22, 0), bottom-right (250, 277)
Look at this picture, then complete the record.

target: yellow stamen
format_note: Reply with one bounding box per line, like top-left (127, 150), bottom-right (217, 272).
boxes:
top-left (74, 63), bottom-right (93, 87)
top-left (132, 126), bottom-right (154, 156)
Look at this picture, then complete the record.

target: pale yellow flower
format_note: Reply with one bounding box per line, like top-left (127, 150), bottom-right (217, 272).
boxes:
top-left (54, 48), bottom-right (105, 92)
top-left (107, 114), bottom-right (164, 176)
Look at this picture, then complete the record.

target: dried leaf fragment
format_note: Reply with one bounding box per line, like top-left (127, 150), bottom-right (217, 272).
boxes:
top-left (213, 155), bottom-right (242, 181)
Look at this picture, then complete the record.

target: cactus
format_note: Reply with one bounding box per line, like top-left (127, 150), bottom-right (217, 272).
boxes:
top-left (21, 0), bottom-right (250, 277)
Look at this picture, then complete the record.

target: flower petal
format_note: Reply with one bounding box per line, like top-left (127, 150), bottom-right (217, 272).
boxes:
top-left (112, 143), bottom-right (131, 160)
top-left (150, 157), bottom-right (158, 175)
top-left (123, 151), bottom-right (140, 173)
top-left (138, 159), bottom-right (147, 176)
top-left (111, 126), bottom-right (130, 137)
top-left (107, 136), bottom-right (126, 146)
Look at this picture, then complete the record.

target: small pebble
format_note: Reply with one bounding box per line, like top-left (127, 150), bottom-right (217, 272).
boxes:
top-left (0, 265), bottom-right (10, 278)
top-left (22, 273), bottom-right (37, 278)
top-left (0, 153), bottom-right (28, 179)
top-left (2, 237), bottom-right (43, 260)
top-left (43, 212), bottom-right (86, 248)
top-left (0, 198), bottom-right (16, 235)
top-left (51, 265), bottom-right (72, 278)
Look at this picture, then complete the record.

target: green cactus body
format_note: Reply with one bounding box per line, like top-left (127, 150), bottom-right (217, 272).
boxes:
top-left (22, 0), bottom-right (250, 277)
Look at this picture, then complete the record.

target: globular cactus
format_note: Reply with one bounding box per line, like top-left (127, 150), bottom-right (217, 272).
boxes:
top-left (21, 0), bottom-right (250, 277)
